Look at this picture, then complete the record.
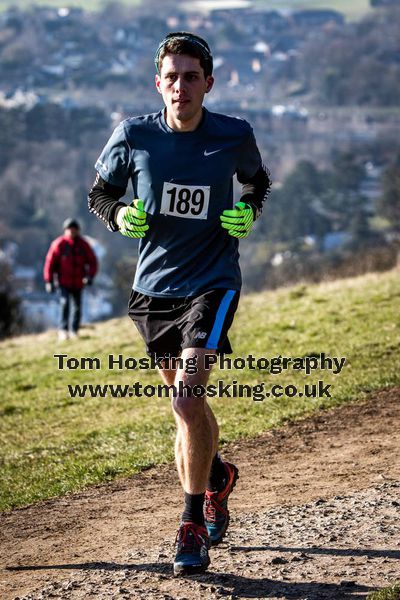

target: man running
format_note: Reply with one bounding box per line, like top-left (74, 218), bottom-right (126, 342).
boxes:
top-left (88, 32), bottom-right (271, 576)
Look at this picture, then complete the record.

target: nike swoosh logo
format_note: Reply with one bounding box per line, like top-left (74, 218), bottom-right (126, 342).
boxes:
top-left (204, 149), bottom-right (222, 157)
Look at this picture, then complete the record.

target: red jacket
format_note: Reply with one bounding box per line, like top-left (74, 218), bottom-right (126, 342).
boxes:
top-left (44, 235), bottom-right (98, 290)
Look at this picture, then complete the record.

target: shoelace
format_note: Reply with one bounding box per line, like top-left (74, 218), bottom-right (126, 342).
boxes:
top-left (204, 495), bottom-right (228, 524)
top-left (176, 523), bottom-right (207, 554)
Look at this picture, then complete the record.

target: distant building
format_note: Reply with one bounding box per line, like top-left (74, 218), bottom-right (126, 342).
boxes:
top-left (323, 231), bottom-right (352, 252)
top-left (13, 265), bottom-right (37, 293)
top-left (370, 0), bottom-right (397, 6)
top-left (20, 291), bottom-right (59, 331)
top-left (291, 9), bottom-right (345, 27)
top-left (359, 162), bottom-right (383, 214)
top-left (19, 288), bottom-right (113, 332)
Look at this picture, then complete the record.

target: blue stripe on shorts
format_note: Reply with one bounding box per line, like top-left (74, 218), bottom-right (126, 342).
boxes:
top-left (205, 290), bottom-right (236, 350)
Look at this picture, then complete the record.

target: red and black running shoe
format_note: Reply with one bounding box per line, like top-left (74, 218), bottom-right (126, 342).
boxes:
top-left (204, 461), bottom-right (239, 545)
top-left (173, 521), bottom-right (210, 576)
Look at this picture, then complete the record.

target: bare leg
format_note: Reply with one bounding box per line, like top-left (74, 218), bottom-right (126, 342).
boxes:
top-left (204, 401), bottom-right (219, 458)
top-left (157, 365), bottom-right (176, 386)
top-left (158, 352), bottom-right (219, 492)
top-left (157, 363), bottom-right (185, 484)
top-left (171, 348), bottom-right (217, 494)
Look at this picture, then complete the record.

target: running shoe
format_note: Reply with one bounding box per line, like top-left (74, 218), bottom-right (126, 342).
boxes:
top-left (173, 521), bottom-right (210, 576)
top-left (204, 461), bottom-right (239, 545)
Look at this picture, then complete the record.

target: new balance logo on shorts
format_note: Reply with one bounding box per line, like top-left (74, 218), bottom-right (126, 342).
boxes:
top-left (195, 332), bottom-right (208, 339)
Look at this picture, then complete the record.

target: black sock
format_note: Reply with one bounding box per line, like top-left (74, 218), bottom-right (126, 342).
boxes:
top-left (181, 492), bottom-right (205, 526)
top-left (207, 453), bottom-right (227, 492)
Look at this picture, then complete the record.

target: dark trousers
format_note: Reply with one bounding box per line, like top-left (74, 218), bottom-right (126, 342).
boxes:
top-left (59, 287), bottom-right (82, 332)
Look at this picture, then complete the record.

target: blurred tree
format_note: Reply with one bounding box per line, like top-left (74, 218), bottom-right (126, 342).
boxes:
top-left (0, 261), bottom-right (23, 339)
top-left (331, 152), bottom-right (364, 192)
top-left (296, 6), bottom-right (400, 106)
top-left (266, 160), bottom-right (331, 247)
top-left (112, 254), bottom-right (138, 314)
top-left (347, 208), bottom-right (372, 249)
top-left (378, 155), bottom-right (400, 228)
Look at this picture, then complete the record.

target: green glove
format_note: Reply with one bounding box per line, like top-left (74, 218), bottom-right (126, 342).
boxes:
top-left (220, 201), bottom-right (254, 239)
top-left (116, 200), bottom-right (149, 238)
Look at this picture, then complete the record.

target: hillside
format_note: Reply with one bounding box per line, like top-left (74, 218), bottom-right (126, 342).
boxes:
top-left (1, 0), bottom-right (399, 324)
top-left (1, 268), bottom-right (399, 511)
top-left (0, 0), bottom-right (371, 19)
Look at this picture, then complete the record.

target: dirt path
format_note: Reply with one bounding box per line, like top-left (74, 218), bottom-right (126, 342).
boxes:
top-left (1, 388), bottom-right (399, 600)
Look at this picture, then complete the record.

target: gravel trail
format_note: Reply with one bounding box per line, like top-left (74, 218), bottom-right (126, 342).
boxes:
top-left (1, 388), bottom-right (399, 600)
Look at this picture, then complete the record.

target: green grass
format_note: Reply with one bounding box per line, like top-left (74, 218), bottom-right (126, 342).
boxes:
top-left (1, 269), bottom-right (399, 511)
top-left (0, 0), bottom-right (371, 20)
top-left (368, 583), bottom-right (400, 600)
top-left (187, 0), bottom-right (371, 21)
top-left (255, 0), bottom-right (371, 20)
top-left (0, 0), bottom-right (142, 11)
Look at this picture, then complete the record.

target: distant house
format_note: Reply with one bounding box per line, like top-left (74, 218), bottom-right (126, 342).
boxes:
top-left (20, 291), bottom-right (59, 331)
top-left (211, 8), bottom-right (286, 36)
top-left (370, 0), bottom-right (397, 5)
top-left (215, 47), bottom-right (267, 84)
top-left (359, 162), bottom-right (383, 214)
top-left (19, 287), bottom-right (113, 332)
top-left (271, 104), bottom-right (309, 122)
top-left (13, 265), bottom-right (36, 293)
top-left (323, 231), bottom-right (351, 252)
top-left (292, 10), bottom-right (345, 27)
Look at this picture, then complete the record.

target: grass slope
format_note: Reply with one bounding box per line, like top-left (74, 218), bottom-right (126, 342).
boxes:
top-left (368, 583), bottom-right (400, 600)
top-left (0, 0), bottom-right (371, 20)
top-left (0, 0), bottom-right (141, 12)
top-left (0, 269), bottom-right (399, 511)
top-left (255, 0), bottom-right (371, 20)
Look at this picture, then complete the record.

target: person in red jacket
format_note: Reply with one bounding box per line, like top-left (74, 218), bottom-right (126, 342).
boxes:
top-left (44, 218), bottom-right (98, 340)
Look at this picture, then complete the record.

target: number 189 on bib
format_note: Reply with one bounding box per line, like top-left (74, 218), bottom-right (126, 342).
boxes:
top-left (160, 182), bottom-right (210, 220)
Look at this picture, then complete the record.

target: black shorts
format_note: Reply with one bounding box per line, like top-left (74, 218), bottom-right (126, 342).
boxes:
top-left (128, 288), bottom-right (240, 359)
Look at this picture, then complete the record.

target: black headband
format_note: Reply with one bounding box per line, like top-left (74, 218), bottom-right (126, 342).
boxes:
top-left (154, 32), bottom-right (213, 75)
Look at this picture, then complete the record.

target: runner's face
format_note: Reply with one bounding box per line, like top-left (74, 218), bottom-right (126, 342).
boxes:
top-left (155, 54), bottom-right (214, 131)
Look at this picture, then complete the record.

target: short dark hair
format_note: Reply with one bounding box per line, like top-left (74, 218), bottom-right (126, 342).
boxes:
top-left (155, 32), bottom-right (213, 78)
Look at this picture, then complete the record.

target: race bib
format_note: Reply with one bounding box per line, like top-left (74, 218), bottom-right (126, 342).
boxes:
top-left (160, 182), bottom-right (210, 220)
